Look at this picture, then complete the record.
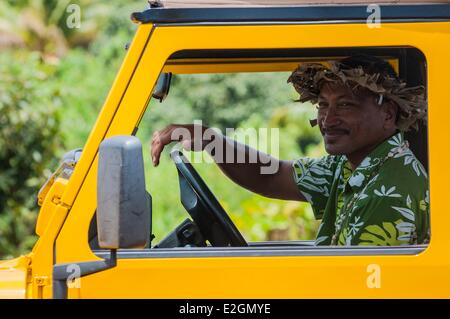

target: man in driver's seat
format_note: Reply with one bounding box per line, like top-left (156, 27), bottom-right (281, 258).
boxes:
top-left (151, 54), bottom-right (430, 246)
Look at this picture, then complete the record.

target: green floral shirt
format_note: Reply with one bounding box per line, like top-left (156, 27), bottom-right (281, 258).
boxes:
top-left (293, 132), bottom-right (430, 246)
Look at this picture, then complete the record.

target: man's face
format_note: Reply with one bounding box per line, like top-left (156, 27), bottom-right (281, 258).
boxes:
top-left (317, 82), bottom-right (394, 157)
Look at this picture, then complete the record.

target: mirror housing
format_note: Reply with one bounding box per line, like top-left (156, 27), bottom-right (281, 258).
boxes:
top-left (152, 72), bottom-right (172, 102)
top-left (97, 135), bottom-right (150, 249)
top-left (53, 135), bottom-right (151, 299)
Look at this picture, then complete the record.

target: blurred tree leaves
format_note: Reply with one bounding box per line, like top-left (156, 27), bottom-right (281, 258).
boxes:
top-left (0, 0), bottom-right (144, 58)
top-left (157, 73), bottom-right (296, 130)
top-left (0, 51), bottom-right (63, 258)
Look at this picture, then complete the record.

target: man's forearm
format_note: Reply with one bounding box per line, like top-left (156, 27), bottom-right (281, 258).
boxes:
top-left (150, 124), bottom-right (303, 201)
top-left (203, 133), bottom-right (285, 198)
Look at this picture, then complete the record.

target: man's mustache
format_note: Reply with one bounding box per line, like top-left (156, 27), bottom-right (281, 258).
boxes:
top-left (321, 127), bottom-right (350, 135)
top-left (310, 118), bottom-right (350, 135)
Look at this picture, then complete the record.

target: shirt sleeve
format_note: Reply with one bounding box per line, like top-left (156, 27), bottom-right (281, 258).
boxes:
top-left (292, 156), bottom-right (339, 220)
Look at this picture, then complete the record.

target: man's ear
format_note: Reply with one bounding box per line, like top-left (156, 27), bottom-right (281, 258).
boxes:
top-left (382, 100), bottom-right (398, 130)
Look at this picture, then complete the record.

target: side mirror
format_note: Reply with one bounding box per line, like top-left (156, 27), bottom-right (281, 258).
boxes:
top-left (152, 72), bottom-right (172, 102)
top-left (97, 135), bottom-right (150, 249)
top-left (52, 135), bottom-right (151, 299)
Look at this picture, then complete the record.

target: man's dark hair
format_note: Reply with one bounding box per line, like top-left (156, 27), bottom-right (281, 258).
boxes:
top-left (339, 54), bottom-right (399, 81)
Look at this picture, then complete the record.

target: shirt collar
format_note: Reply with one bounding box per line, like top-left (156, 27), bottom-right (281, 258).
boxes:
top-left (343, 132), bottom-right (405, 193)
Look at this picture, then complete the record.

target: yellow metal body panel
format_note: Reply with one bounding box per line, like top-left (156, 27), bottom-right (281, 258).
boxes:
top-left (162, 57), bottom-right (400, 74)
top-left (35, 178), bottom-right (69, 237)
top-left (7, 21), bottom-right (450, 298)
top-left (0, 256), bottom-right (31, 299)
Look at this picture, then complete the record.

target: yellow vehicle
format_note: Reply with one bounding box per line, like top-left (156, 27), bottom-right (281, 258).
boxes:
top-left (1, 0), bottom-right (450, 299)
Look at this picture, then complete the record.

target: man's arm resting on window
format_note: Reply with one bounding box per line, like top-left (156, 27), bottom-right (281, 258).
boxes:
top-left (151, 123), bottom-right (306, 202)
top-left (211, 135), bottom-right (306, 202)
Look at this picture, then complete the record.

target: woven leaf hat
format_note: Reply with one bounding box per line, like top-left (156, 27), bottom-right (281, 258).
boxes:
top-left (287, 54), bottom-right (427, 131)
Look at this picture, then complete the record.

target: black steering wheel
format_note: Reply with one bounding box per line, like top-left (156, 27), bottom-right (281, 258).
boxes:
top-left (170, 150), bottom-right (247, 247)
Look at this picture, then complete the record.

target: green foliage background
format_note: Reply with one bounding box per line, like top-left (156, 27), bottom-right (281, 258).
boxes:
top-left (0, 0), bottom-right (324, 258)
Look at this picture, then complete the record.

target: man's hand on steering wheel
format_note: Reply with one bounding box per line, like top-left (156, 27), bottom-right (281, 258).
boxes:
top-left (151, 123), bottom-right (213, 167)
